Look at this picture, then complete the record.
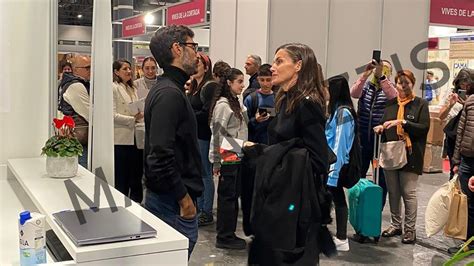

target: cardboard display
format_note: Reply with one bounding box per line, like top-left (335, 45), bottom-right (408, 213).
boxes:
top-left (423, 144), bottom-right (444, 173)
top-left (427, 117), bottom-right (445, 146)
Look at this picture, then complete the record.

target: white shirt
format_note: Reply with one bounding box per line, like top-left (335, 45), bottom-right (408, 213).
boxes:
top-left (63, 82), bottom-right (90, 121)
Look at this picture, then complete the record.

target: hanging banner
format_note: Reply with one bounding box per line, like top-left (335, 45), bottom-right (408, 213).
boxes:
top-left (122, 15), bottom-right (145, 38)
top-left (166, 0), bottom-right (206, 26)
top-left (430, 0), bottom-right (474, 27)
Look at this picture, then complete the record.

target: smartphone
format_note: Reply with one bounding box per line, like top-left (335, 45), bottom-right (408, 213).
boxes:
top-left (372, 50), bottom-right (381, 64)
top-left (458, 89), bottom-right (467, 100)
top-left (258, 108), bottom-right (268, 116)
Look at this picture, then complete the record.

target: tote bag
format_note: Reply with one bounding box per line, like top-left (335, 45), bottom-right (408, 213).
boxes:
top-left (444, 179), bottom-right (468, 240)
top-left (379, 140), bottom-right (407, 170)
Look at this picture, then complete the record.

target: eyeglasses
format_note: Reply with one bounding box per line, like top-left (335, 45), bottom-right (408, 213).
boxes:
top-left (179, 42), bottom-right (199, 52)
top-left (76, 65), bottom-right (91, 71)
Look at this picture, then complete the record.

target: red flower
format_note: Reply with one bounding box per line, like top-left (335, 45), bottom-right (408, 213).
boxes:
top-left (63, 116), bottom-right (75, 128)
top-left (53, 118), bottom-right (65, 129)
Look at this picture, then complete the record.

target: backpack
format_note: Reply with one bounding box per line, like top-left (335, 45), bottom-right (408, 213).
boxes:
top-left (337, 106), bottom-right (361, 189)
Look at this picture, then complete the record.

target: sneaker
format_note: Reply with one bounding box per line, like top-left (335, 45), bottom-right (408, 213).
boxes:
top-left (198, 212), bottom-right (214, 226)
top-left (448, 243), bottom-right (474, 254)
top-left (332, 236), bottom-right (350, 252)
top-left (216, 236), bottom-right (247, 250)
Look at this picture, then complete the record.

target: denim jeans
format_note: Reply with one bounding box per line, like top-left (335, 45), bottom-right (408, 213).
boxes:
top-left (144, 190), bottom-right (198, 259)
top-left (196, 139), bottom-right (214, 215)
top-left (458, 156), bottom-right (474, 240)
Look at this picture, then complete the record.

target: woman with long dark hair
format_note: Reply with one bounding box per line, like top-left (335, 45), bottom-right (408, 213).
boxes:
top-left (325, 75), bottom-right (358, 251)
top-left (112, 59), bottom-right (144, 203)
top-left (209, 68), bottom-right (248, 250)
top-left (249, 43), bottom-right (332, 265)
top-left (187, 53), bottom-right (219, 226)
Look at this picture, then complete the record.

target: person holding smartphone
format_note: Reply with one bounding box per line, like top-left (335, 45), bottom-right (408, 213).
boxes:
top-left (350, 55), bottom-right (397, 210)
top-left (439, 68), bottom-right (474, 179)
top-left (449, 68), bottom-right (474, 254)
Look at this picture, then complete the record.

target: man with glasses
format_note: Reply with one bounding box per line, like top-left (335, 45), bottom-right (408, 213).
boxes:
top-left (143, 25), bottom-right (203, 258)
top-left (58, 55), bottom-right (91, 168)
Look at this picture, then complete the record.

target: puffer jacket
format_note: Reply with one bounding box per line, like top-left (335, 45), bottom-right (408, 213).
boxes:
top-left (357, 82), bottom-right (390, 146)
top-left (453, 95), bottom-right (474, 164)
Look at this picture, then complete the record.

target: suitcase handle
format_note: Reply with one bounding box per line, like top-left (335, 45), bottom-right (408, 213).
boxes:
top-left (372, 133), bottom-right (382, 185)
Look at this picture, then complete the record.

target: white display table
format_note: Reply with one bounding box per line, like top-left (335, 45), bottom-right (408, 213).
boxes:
top-left (6, 158), bottom-right (188, 265)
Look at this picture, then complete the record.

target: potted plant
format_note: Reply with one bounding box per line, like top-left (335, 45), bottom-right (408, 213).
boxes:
top-left (41, 115), bottom-right (83, 178)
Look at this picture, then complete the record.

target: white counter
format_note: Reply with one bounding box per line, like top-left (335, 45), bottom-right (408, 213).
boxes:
top-left (4, 158), bottom-right (188, 265)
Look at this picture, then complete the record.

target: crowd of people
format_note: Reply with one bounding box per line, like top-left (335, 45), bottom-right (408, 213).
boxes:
top-left (57, 24), bottom-right (474, 264)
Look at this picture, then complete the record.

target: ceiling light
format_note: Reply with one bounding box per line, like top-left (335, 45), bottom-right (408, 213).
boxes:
top-left (77, 14), bottom-right (83, 19)
top-left (144, 13), bottom-right (154, 25)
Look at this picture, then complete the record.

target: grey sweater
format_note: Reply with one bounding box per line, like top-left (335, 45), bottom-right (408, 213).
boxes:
top-left (209, 97), bottom-right (248, 164)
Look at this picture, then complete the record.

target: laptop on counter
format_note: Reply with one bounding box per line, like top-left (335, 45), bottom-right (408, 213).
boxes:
top-left (53, 207), bottom-right (157, 246)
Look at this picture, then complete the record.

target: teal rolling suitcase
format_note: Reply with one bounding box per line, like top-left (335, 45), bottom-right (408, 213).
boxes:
top-left (348, 134), bottom-right (383, 243)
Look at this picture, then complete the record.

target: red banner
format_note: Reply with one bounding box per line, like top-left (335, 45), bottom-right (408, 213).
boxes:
top-left (122, 15), bottom-right (145, 38)
top-left (430, 0), bottom-right (474, 27)
top-left (166, 0), bottom-right (206, 26)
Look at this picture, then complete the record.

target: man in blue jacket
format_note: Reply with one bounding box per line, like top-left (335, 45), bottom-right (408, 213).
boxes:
top-left (350, 59), bottom-right (397, 208)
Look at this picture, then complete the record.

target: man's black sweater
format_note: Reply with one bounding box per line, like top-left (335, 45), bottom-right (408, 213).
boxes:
top-left (144, 66), bottom-right (203, 201)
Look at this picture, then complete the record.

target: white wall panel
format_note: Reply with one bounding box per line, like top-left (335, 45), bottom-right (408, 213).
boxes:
top-left (90, 0), bottom-right (114, 184)
top-left (326, 0), bottom-right (383, 84)
top-left (0, 0), bottom-right (50, 165)
top-left (210, 0), bottom-right (237, 66)
top-left (268, 0), bottom-right (330, 74)
top-left (235, 0), bottom-right (270, 73)
top-left (381, 0), bottom-right (430, 96)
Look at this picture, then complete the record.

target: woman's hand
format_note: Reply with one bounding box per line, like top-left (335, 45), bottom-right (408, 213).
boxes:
top-left (468, 176), bottom-right (474, 192)
top-left (362, 61), bottom-right (376, 79)
top-left (134, 112), bottom-right (144, 122)
top-left (213, 163), bottom-right (221, 178)
top-left (373, 60), bottom-right (383, 79)
top-left (383, 119), bottom-right (403, 129)
top-left (373, 125), bottom-right (384, 134)
top-left (453, 165), bottom-right (459, 174)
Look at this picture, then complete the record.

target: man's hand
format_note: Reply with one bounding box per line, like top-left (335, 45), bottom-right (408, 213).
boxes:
top-left (362, 61), bottom-right (376, 79)
top-left (468, 176), bottom-right (474, 192)
top-left (178, 193), bottom-right (196, 219)
top-left (212, 163), bottom-right (221, 179)
top-left (255, 111), bottom-right (269, 123)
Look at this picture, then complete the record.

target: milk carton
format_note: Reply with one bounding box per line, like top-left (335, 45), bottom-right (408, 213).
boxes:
top-left (19, 211), bottom-right (46, 266)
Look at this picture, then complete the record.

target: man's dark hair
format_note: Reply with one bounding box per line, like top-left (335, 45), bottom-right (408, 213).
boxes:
top-left (257, 64), bottom-right (272, 77)
top-left (149, 25), bottom-right (194, 69)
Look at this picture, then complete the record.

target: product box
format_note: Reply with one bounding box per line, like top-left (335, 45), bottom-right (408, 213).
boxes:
top-left (427, 117), bottom-right (445, 146)
top-left (423, 144), bottom-right (443, 173)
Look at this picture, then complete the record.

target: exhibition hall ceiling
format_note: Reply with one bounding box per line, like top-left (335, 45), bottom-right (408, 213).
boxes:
top-left (58, 0), bottom-right (183, 26)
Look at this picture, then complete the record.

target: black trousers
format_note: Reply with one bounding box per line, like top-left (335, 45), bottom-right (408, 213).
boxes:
top-left (216, 164), bottom-right (241, 241)
top-left (114, 144), bottom-right (143, 203)
top-left (240, 157), bottom-right (255, 236)
top-left (328, 184), bottom-right (348, 240)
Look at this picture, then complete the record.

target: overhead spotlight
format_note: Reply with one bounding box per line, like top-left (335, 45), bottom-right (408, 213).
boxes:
top-left (77, 14), bottom-right (83, 19)
top-left (144, 13), bottom-right (154, 25)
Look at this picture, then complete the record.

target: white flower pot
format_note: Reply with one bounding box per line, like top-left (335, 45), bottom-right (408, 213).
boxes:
top-left (46, 156), bottom-right (78, 178)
